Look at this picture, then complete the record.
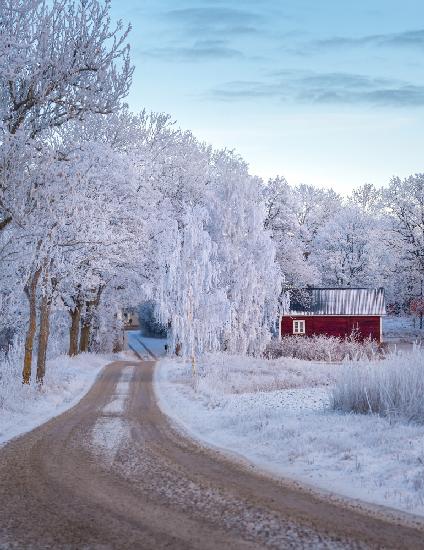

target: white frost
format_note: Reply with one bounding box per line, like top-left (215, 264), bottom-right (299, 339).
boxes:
top-left (102, 365), bottom-right (134, 414)
top-left (92, 365), bottom-right (134, 461)
top-left (0, 353), bottom-right (110, 446)
top-left (155, 352), bottom-right (424, 516)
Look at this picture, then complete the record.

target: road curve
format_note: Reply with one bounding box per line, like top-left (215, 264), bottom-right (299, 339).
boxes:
top-left (1, 360), bottom-right (424, 549)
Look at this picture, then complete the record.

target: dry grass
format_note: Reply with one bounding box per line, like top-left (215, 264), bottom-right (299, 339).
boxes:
top-left (331, 349), bottom-right (424, 423)
top-left (191, 353), bottom-right (338, 397)
top-left (265, 333), bottom-right (380, 362)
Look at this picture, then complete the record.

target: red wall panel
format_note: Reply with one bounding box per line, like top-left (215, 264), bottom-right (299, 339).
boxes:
top-left (281, 315), bottom-right (381, 342)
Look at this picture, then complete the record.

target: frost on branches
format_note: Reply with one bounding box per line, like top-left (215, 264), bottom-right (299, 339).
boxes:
top-left (0, 0), bottom-right (422, 390)
top-left (155, 206), bottom-right (229, 359)
top-left (153, 149), bottom-right (282, 358)
top-left (0, 0), bottom-right (133, 232)
top-left (208, 153), bottom-right (281, 355)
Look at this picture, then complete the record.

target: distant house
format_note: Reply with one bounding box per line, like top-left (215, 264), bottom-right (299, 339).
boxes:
top-left (281, 288), bottom-right (386, 343)
top-left (118, 307), bottom-right (139, 329)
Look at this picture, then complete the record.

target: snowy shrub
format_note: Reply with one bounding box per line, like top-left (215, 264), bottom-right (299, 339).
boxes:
top-left (265, 333), bottom-right (380, 362)
top-left (331, 349), bottom-right (424, 423)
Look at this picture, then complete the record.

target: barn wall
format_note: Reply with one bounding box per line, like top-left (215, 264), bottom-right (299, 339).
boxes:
top-left (281, 316), bottom-right (381, 342)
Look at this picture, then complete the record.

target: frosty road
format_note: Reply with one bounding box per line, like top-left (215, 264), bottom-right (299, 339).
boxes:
top-left (1, 361), bottom-right (424, 549)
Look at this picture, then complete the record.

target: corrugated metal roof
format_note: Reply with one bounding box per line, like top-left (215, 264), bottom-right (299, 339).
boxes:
top-left (286, 288), bottom-right (386, 316)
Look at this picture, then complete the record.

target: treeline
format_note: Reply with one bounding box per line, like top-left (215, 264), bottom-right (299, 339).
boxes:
top-left (264, 177), bottom-right (424, 320)
top-left (0, 1), bottom-right (280, 384)
top-left (0, 1), bottom-right (422, 388)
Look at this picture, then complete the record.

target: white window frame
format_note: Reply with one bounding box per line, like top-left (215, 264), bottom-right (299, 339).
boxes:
top-left (293, 320), bottom-right (305, 335)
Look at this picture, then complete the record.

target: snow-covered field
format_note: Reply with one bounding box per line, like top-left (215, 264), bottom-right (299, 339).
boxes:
top-left (384, 315), bottom-right (423, 342)
top-left (0, 353), bottom-right (115, 446)
top-left (155, 351), bottom-right (424, 517)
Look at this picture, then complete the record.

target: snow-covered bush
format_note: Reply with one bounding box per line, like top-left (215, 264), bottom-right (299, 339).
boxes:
top-left (265, 333), bottom-right (379, 362)
top-left (331, 349), bottom-right (424, 422)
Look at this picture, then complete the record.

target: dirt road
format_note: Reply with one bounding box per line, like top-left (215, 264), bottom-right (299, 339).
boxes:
top-left (1, 360), bottom-right (424, 549)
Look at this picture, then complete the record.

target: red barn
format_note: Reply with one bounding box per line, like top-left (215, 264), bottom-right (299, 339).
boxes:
top-left (281, 288), bottom-right (386, 343)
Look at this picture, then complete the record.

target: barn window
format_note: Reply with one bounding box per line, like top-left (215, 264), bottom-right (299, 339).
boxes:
top-left (293, 320), bottom-right (305, 335)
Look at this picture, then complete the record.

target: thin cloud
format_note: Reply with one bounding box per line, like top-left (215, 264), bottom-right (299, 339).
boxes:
top-left (315, 29), bottom-right (424, 50)
top-left (209, 70), bottom-right (424, 107)
top-left (166, 7), bottom-right (258, 26)
top-left (144, 39), bottom-right (244, 62)
top-left (164, 7), bottom-right (262, 36)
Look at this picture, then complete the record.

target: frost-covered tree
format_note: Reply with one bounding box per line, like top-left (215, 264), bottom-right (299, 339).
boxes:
top-left (156, 206), bottom-right (229, 361)
top-left (2, 110), bottom-right (152, 382)
top-left (291, 184), bottom-right (342, 261)
top-left (264, 176), bottom-right (318, 287)
top-left (312, 206), bottom-right (376, 287)
top-left (208, 151), bottom-right (281, 355)
top-left (0, 0), bottom-right (132, 136)
top-left (349, 183), bottom-right (382, 215)
top-left (382, 175), bottom-right (424, 316)
top-left (0, 0), bottom-right (133, 231)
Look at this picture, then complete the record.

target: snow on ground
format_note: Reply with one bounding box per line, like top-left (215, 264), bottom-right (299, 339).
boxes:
top-left (0, 352), bottom-right (119, 446)
top-left (92, 365), bottom-right (135, 462)
top-left (127, 331), bottom-right (150, 359)
top-left (138, 335), bottom-right (168, 357)
top-left (155, 352), bottom-right (424, 517)
top-left (384, 315), bottom-right (423, 342)
top-left (91, 417), bottom-right (130, 462)
top-left (102, 365), bottom-right (135, 414)
top-left (127, 330), bottom-right (167, 359)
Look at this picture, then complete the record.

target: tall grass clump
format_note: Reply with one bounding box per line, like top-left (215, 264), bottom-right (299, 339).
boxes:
top-left (266, 332), bottom-right (379, 362)
top-left (331, 349), bottom-right (424, 423)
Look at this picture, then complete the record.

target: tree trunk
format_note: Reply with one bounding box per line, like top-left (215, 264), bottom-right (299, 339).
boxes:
top-left (22, 268), bottom-right (42, 384)
top-left (79, 320), bottom-right (91, 353)
top-left (0, 215), bottom-right (12, 232)
top-left (112, 333), bottom-right (123, 353)
top-left (79, 286), bottom-right (104, 353)
top-left (68, 305), bottom-right (81, 356)
top-left (36, 290), bottom-right (52, 385)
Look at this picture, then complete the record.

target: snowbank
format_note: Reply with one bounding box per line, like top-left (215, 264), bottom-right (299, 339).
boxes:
top-left (155, 352), bottom-right (424, 517)
top-left (0, 353), bottom-right (113, 446)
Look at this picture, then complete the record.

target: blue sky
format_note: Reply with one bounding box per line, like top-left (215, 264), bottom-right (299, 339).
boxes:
top-left (111, 0), bottom-right (424, 192)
